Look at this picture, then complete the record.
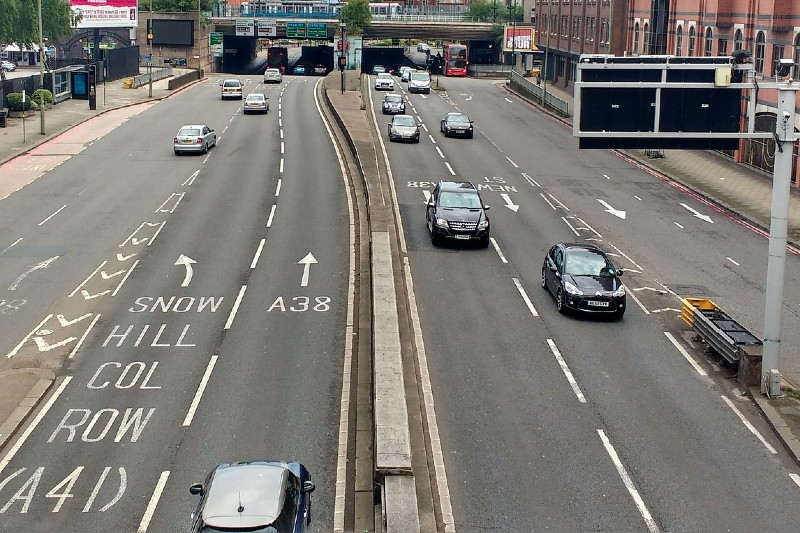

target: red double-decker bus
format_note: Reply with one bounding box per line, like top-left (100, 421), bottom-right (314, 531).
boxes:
top-left (444, 43), bottom-right (468, 77)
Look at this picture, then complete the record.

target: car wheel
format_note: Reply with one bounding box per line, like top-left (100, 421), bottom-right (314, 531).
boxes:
top-left (556, 288), bottom-right (567, 314)
top-left (431, 230), bottom-right (441, 246)
top-left (203, 142), bottom-right (208, 154)
top-left (541, 266), bottom-right (548, 290)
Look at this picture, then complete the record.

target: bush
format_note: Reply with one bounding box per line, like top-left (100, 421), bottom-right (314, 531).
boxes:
top-left (5, 93), bottom-right (33, 112)
top-left (32, 88), bottom-right (53, 105)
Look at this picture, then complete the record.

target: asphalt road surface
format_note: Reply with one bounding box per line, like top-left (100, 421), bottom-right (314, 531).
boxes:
top-left (368, 74), bottom-right (800, 531)
top-left (0, 75), bottom-right (350, 532)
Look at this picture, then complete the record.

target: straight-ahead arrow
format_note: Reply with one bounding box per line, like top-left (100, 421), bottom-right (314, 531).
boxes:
top-left (500, 193), bottom-right (519, 212)
top-left (597, 199), bottom-right (627, 219)
top-left (680, 203), bottom-right (714, 223)
top-left (175, 254), bottom-right (197, 287)
top-left (298, 252), bottom-right (318, 287)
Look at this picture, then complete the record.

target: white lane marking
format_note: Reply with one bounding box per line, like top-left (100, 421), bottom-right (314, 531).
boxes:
top-left (663, 332), bottom-right (707, 376)
top-left (506, 156), bottom-right (519, 168)
top-left (182, 170), bottom-right (200, 187)
top-left (251, 239), bottom-right (266, 269)
top-left (422, 190), bottom-right (431, 204)
top-left (281, 141), bottom-right (285, 154)
top-left (540, 193), bottom-right (557, 210)
top-left (445, 162), bottom-right (455, 175)
top-left (606, 243), bottom-right (643, 271)
top-left (402, 258), bottom-right (456, 532)
top-left (280, 129), bottom-right (284, 139)
top-left (8, 256), bottom-right (59, 291)
top-left (279, 110), bottom-right (282, 118)
top-left (224, 285), bottom-right (247, 330)
top-left (68, 313), bottom-right (101, 359)
top-left (547, 339), bottom-right (586, 403)
top-left (266, 204), bottom-right (277, 227)
top-left (790, 473), bottom-right (800, 488)
top-left (727, 257), bottom-right (740, 266)
top-left (634, 195), bottom-right (642, 201)
top-left (416, 115), bottom-right (422, 122)
top-left (183, 356), bottom-right (218, 426)
top-left (0, 376), bottom-right (72, 475)
top-left (280, 158), bottom-right (284, 173)
top-left (504, 97), bottom-right (513, 103)
top-left (490, 237), bottom-right (508, 263)
top-left (603, 174), bottom-right (611, 180)
top-left (674, 222), bottom-right (684, 229)
top-left (574, 217), bottom-right (603, 239)
top-left (279, 117), bottom-right (282, 127)
top-left (720, 395), bottom-right (777, 454)
top-left (435, 146), bottom-right (445, 159)
top-left (38, 204), bottom-right (67, 226)
top-left (522, 173), bottom-right (539, 187)
top-left (0, 237), bottom-right (23, 256)
top-left (626, 287), bottom-right (650, 314)
top-left (512, 278), bottom-right (538, 317)
top-left (136, 470), bottom-right (170, 532)
top-left (597, 429), bottom-right (660, 532)
top-left (428, 134), bottom-right (436, 144)
top-left (548, 193), bottom-right (570, 211)
top-left (422, 123), bottom-right (429, 132)
top-left (275, 178), bottom-right (282, 197)
top-left (6, 314), bottom-right (52, 358)
top-left (561, 216), bottom-right (580, 236)
top-left (111, 259), bottom-right (139, 297)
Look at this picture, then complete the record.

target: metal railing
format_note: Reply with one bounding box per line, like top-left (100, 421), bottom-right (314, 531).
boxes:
top-left (509, 69), bottom-right (569, 116)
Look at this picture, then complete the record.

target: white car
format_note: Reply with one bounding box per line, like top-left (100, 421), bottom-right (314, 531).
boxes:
top-left (409, 71), bottom-right (431, 94)
top-left (243, 93), bottom-right (269, 114)
top-left (174, 124), bottom-right (217, 155)
top-left (263, 68), bottom-right (283, 83)
top-left (220, 78), bottom-right (243, 100)
top-left (374, 72), bottom-right (394, 91)
top-left (399, 66), bottom-right (413, 82)
top-left (1, 60), bottom-right (15, 72)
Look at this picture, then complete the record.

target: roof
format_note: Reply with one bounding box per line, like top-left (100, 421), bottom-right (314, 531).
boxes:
top-left (203, 462), bottom-right (289, 529)
top-left (438, 180), bottom-right (476, 191)
top-left (179, 124), bottom-right (207, 129)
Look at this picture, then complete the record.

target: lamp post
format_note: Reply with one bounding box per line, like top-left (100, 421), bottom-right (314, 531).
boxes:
top-left (148, 0), bottom-right (154, 97)
top-left (339, 23), bottom-right (346, 94)
top-left (542, 0), bottom-right (551, 108)
top-left (506, 0), bottom-right (516, 71)
top-left (38, 0), bottom-right (46, 134)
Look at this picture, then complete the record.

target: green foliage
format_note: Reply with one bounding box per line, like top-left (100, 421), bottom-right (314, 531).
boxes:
top-left (0, 0), bottom-right (74, 45)
top-left (339, 0), bottom-right (371, 35)
top-left (5, 93), bottom-right (34, 112)
top-left (33, 88), bottom-right (53, 105)
top-left (141, 0), bottom-right (215, 12)
top-left (467, 0), bottom-right (523, 23)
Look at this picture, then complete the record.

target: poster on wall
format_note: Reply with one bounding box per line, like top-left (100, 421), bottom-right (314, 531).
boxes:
top-left (70, 0), bottom-right (137, 29)
top-left (503, 27), bottom-right (537, 52)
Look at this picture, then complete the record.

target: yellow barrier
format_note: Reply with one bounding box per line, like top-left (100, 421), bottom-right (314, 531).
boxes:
top-left (680, 297), bottom-right (719, 327)
top-left (123, 78), bottom-right (133, 89)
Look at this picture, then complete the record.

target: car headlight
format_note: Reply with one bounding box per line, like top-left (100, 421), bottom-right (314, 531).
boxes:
top-left (435, 217), bottom-right (449, 228)
top-left (612, 285), bottom-right (626, 297)
top-left (564, 281), bottom-right (583, 296)
top-left (477, 220), bottom-right (489, 229)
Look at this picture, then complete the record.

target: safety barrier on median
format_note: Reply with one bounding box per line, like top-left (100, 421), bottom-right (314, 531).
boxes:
top-left (126, 66), bottom-right (173, 89)
top-left (681, 297), bottom-right (762, 366)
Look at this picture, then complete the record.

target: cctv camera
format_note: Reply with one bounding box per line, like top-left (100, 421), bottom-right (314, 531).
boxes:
top-left (775, 58), bottom-right (795, 77)
top-left (783, 111), bottom-right (791, 120)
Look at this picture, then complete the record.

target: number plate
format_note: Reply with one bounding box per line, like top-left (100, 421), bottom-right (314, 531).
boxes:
top-left (587, 300), bottom-right (609, 307)
top-left (454, 235), bottom-right (470, 240)
top-left (182, 139), bottom-right (193, 144)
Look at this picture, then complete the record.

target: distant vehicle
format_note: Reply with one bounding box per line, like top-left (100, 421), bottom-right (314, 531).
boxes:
top-left (369, 2), bottom-right (402, 17)
top-left (382, 93), bottom-right (406, 114)
top-left (189, 460), bottom-right (315, 533)
top-left (372, 64), bottom-right (387, 75)
top-left (220, 78), bottom-right (243, 99)
top-left (426, 180), bottom-right (490, 247)
top-left (542, 242), bottom-right (626, 318)
top-left (243, 92), bottom-right (269, 114)
top-left (313, 64), bottom-right (328, 75)
top-left (293, 64), bottom-right (307, 74)
top-left (374, 72), bottom-right (394, 90)
top-left (440, 112), bottom-right (474, 138)
top-left (408, 71), bottom-right (430, 93)
top-left (266, 46), bottom-right (288, 72)
top-left (0, 60), bottom-right (15, 72)
top-left (264, 67), bottom-right (283, 83)
top-left (399, 66), bottom-right (413, 82)
top-left (417, 42), bottom-right (430, 53)
top-left (444, 43), bottom-right (468, 77)
top-left (387, 114), bottom-right (420, 143)
top-left (174, 124), bottom-right (217, 155)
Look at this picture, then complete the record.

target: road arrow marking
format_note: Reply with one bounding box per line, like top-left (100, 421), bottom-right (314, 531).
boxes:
top-left (100, 269), bottom-right (125, 280)
top-left (597, 199), bottom-right (627, 219)
top-left (57, 313), bottom-right (92, 327)
top-left (680, 203), bottom-right (713, 223)
top-left (116, 253), bottom-right (136, 262)
top-left (298, 252), bottom-right (318, 287)
top-left (7, 256), bottom-right (59, 291)
top-left (34, 336), bottom-right (78, 351)
top-left (500, 193), bottom-right (519, 212)
top-left (175, 254), bottom-right (197, 287)
top-left (81, 289), bottom-right (111, 299)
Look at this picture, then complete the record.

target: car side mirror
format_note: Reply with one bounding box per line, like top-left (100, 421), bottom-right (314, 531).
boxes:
top-left (549, 265), bottom-right (557, 273)
top-left (484, 205), bottom-right (490, 210)
top-left (302, 481), bottom-right (316, 494)
top-left (617, 269), bottom-right (624, 277)
top-left (189, 483), bottom-right (204, 495)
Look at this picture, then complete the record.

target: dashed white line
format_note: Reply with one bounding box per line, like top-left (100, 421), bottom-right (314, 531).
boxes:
top-left (251, 239), bottom-right (266, 269)
top-left (275, 178), bottom-right (282, 197)
top-left (281, 141), bottom-right (285, 154)
top-left (540, 193), bottom-right (557, 210)
top-left (720, 395), bottom-right (777, 454)
top-left (183, 356), bottom-right (219, 426)
top-left (606, 243), bottom-right (643, 270)
top-left (634, 195), bottom-right (642, 201)
top-left (627, 287), bottom-right (650, 314)
top-left (38, 204), bottom-right (67, 226)
top-left (663, 332), bottom-right (707, 376)
top-left (561, 216), bottom-right (580, 236)
top-left (0, 237), bottom-right (23, 256)
top-left (597, 429), bottom-right (660, 532)
top-left (506, 156), bottom-right (519, 168)
top-left (280, 158), bottom-right (284, 173)
top-left (435, 146), bottom-right (445, 159)
top-left (504, 97), bottom-right (513, 103)
top-left (547, 193), bottom-right (570, 211)
top-left (727, 257), bottom-right (740, 266)
top-left (522, 173), bottom-right (539, 187)
top-left (224, 285), bottom-right (247, 330)
top-left (603, 174), bottom-right (611, 180)
top-left (428, 134), bottom-right (436, 144)
top-left (547, 339), bottom-right (586, 403)
top-left (575, 217), bottom-right (603, 238)
top-left (137, 470), bottom-right (171, 532)
top-left (445, 162), bottom-right (455, 175)
top-left (512, 278), bottom-right (538, 317)
top-left (279, 118), bottom-right (282, 127)
top-left (490, 237), bottom-right (508, 263)
top-left (790, 473), bottom-right (800, 488)
top-left (280, 129), bottom-right (284, 139)
top-left (674, 222), bottom-right (684, 229)
top-left (266, 204), bottom-right (276, 227)
top-left (417, 115), bottom-right (422, 122)
top-left (422, 123), bottom-right (429, 132)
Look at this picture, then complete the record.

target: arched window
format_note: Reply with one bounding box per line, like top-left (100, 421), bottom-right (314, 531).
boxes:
top-left (688, 26), bottom-right (696, 56)
top-left (704, 27), bottom-right (713, 56)
top-left (676, 26), bottom-right (683, 55)
top-left (755, 31), bottom-right (766, 73)
top-left (734, 29), bottom-right (743, 51)
top-left (634, 22), bottom-right (640, 54)
top-left (643, 23), bottom-right (650, 54)
top-left (794, 34), bottom-right (800, 79)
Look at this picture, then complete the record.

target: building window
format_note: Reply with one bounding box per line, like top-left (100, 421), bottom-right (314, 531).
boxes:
top-left (734, 29), bottom-right (743, 51)
top-left (573, 16), bottom-right (581, 41)
top-left (600, 18), bottom-right (607, 45)
top-left (634, 22), bottom-right (640, 54)
top-left (562, 15), bottom-right (569, 37)
top-left (643, 22), bottom-right (649, 53)
top-left (755, 31), bottom-right (765, 73)
top-left (704, 27), bottom-right (713, 56)
top-left (772, 44), bottom-right (785, 76)
top-left (794, 35), bottom-right (800, 79)
top-left (718, 38), bottom-right (728, 56)
top-left (590, 17), bottom-right (595, 42)
top-left (675, 25), bottom-right (683, 55)
top-left (688, 26), bottom-right (696, 56)
top-left (551, 15), bottom-right (557, 36)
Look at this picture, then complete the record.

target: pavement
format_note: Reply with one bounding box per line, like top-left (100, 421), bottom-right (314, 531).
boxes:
top-left (1, 66), bottom-right (800, 501)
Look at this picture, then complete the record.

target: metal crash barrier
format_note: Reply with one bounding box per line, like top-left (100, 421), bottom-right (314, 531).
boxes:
top-left (681, 298), bottom-right (762, 364)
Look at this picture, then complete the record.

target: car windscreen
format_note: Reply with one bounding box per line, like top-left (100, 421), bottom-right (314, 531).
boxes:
top-left (266, 69), bottom-right (279, 74)
top-left (447, 115), bottom-right (470, 124)
top-left (439, 191), bottom-right (481, 209)
top-left (385, 95), bottom-right (402, 103)
top-left (393, 117), bottom-right (416, 127)
top-left (410, 73), bottom-right (430, 82)
top-left (178, 128), bottom-right (201, 136)
top-left (564, 251), bottom-right (612, 276)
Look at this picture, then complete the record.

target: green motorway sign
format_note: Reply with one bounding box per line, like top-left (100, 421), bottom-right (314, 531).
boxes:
top-left (286, 22), bottom-right (306, 38)
top-left (307, 22), bottom-right (327, 39)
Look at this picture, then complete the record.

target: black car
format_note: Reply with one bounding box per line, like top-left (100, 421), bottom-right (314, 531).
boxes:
top-left (189, 461), bottom-right (315, 533)
top-left (382, 93), bottom-right (406, 114)
top-left (541, 242), bottom-right (626, 318)
top-left (426, 180), bottom-right (490, 247)
top-left (440, 112), bottom-right (474, 138)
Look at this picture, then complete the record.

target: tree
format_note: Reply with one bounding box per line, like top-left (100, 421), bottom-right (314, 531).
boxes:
top-left (467, 0), bottom-right (523, 23)
top-left (141, 0), bottom-right (215, 12)
top-left (0, 0), bottom-right (74, 45)
top-left (339, 0), bottom-right (371, 36)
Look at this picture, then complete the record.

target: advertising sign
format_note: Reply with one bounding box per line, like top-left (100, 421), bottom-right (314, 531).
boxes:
top-left (209, 33), bottom-right (224, 57)
top-left (307, 22), bottom-right (327, 39)
top-left (286, 22), bottom-right (306, 38)
top-left (236, 18), bottom-right (256, 36)
top-left (70, 0), bottom-right (137, 29)
top-left (503, 27), bottom-right (537, 52)
top-left (258, 19), bottom-right (277, 37)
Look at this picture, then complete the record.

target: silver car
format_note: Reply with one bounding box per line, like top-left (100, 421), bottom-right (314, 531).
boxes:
top-left (220, 78), bottom-right (243, 100)
top-left (0, 60), bottom-right (15, 72)
top-left (388, 114), bottom-right (420, 143)
top-left (243, 93), bottom-right (269, 114)
top-left (263, 68), bottom-right (283, 83)
top-left (174, 124), bottom-right (217, 155)
top-left (400, 67), bottom-right (412, 82)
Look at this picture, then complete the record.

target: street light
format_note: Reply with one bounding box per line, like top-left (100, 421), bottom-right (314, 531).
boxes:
top-left (38, 0), bottom-right (46, 135)
top-left (542, 0), bottom-right (552, 109)
top-left (507, 0), bottom-right (516, 71)
top-left (148, 0), bottom-right (154, 97)
top-left (339, 23), bottom-right (346, 94)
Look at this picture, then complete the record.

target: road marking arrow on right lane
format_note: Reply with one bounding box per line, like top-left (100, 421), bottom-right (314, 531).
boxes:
top-left (500, 193), bottom-right (519, 212)
top-left (680, 203), bottom-right (714, 223)
top-left (597, 199), bottom-right (627, 219)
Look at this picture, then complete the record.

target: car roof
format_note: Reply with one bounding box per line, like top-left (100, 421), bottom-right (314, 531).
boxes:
top-left (178, 124), bottom-right (207, 129)
top-left (223, 78), bottom-right (241, 83)
top-left (444, 112), bottom-right (468, 119)
top-left (377, 72), bottom-right (392, 77)
top-left (265, 68), bottom-right (280, 72)
top-left (438, 180), bottom-right (476, 191)
top-left (203, 462), bottom-right (290, 528)
top-left (384, 93), bottom-right (402, 98)
top-left (561, 242), bottom-right (605, 254)
top-left (246, 93), bottom-right (265, 98)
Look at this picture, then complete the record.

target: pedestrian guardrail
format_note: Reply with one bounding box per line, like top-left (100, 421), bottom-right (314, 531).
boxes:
top-left (128, 66), bottom-right (173, 89)
top-left (680, 298), bottom-right (762, 364)
top-left (509, 70), bottom-right (569, 116)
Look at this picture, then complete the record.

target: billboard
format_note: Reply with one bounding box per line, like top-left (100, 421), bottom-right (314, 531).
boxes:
top-left (503, 27), bottom-right (537, 52)
top-left (151, 19), bottom-right (194, 46)
top-left (71, 0), bottom-right (137, 29)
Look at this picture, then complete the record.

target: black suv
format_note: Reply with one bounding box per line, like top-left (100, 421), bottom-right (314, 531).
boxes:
top-left (426, 181), bottom-right (491, 247)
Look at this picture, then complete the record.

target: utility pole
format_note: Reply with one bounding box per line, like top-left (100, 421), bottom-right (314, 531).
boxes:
top-left (542, 0), bottom-right (552, 108)
top-left (148, 0), bottom-right (154, 98)
top-left (339, 23), bottom-right (346, 94)
top-left (38, 0), bottom-right (45, 135)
